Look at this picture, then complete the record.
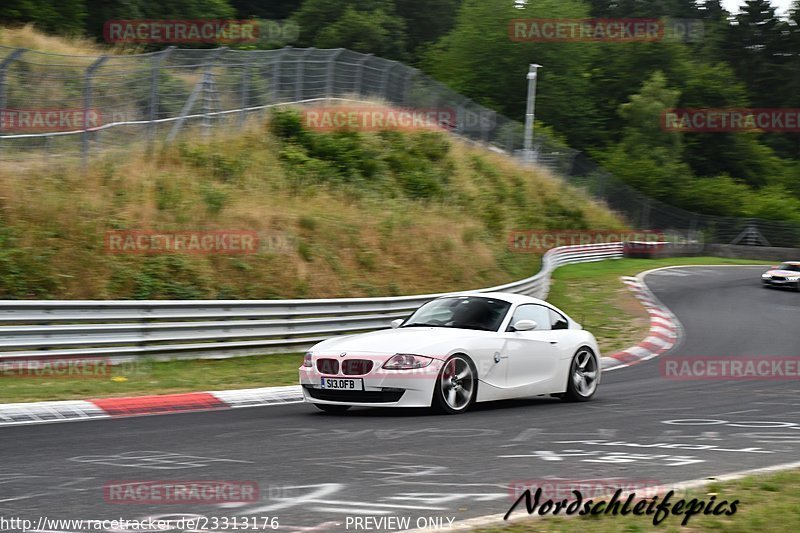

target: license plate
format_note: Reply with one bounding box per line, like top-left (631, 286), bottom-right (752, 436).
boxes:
top-left (320, 377), bottom-right (363, 391)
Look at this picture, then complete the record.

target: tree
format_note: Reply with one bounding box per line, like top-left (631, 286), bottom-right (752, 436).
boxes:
top-left (597, 72), bottom-right (691, 201)
top-left (394, 0), bottom-right (462, 57)
top-left (724, 0), bottom-right (783, 106)
top-left (0, 0), bottom-right (87, 34)
top-left (230, 0), bottom-right (302, 19)
top-left (314, 5), bottom-right (407, 58)
top-left (83, 0), bottom-right (236, 42)
top-left (292, 0), bottom-right (408, 59)
top-left (423, 0), bottom-right (600, 147)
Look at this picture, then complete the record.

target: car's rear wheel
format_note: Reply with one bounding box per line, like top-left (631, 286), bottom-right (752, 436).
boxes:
top-left (562, 347), bottom-right (599, 402)
top-left (432, 355), bottom-right (476, 414)
top-left (314, 404), bottom-right (351, 414)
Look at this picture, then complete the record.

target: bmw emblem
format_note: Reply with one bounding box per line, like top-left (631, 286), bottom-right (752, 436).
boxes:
top-left (339, 352), bottom-right (347, 358)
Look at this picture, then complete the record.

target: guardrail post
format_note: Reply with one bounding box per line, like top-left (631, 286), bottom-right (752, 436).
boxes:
top-left (353, 53), bottom-right (372, 97)
top-left (82, 55), bottom-right (108, 170)
top-left (148, 46), bottom-right (175, 152)
top-left (326, 49), bottom-right (344, 102)
top-left (0, 48), bottom-right (25, 157)
top-left (294, 48), bottom-right (315, 101)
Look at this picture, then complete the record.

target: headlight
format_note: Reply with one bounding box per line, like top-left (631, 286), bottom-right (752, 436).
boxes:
top-left (302, 351), bottom-right (313, 368)
top-left (762, 273), bottom-right (771, 278)
top-left (382, 354), bottom-right (434, 370)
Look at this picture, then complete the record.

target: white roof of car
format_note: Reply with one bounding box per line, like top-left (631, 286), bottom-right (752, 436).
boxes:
top-left (441, 291), bottom-right (549, 306)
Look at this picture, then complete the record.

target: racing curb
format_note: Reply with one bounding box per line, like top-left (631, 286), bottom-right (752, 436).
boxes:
top-left (0, 274), bottom-right (679, 427)
top-left (601, 272), bottom-right (682, 372)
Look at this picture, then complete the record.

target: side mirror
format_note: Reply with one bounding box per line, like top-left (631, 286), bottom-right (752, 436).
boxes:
top-left (390, 318), bottom-right (403, 329)
top-left (512, 319), bottom-right (537, 332)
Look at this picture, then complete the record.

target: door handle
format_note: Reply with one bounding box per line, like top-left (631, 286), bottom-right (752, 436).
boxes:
top-left (548, 340), bottom-right (559, 345)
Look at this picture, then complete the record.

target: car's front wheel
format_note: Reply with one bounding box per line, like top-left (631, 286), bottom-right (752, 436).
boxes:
top-left (562, 347), bottom-right (599, 402)
top-left (314, 404), bottom-right (351, 414)
top-left (432, 355), bottom-right (476, 414)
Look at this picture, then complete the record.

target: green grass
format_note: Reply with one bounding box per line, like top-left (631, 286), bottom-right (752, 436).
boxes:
top-left (547, 257), bottom-right (768, 354)
top-left (0, 256), bottom-right (767, 404)
top-left (0, 353), bottom-right (303, 403)
top-left (483, 468), bottom-right (800, 532)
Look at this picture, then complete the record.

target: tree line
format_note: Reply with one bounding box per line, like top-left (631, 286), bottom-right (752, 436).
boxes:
top-left (2, 0), bottom-right (799, 220)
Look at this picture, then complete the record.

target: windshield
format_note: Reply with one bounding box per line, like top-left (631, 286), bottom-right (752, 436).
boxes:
top-left (777, 264), bottom-right (800, 272)
top-left (402, 296), bottom-right (511, 332)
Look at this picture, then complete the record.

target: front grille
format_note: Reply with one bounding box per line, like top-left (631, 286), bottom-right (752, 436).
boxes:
top-left (341, 359), bottom-right (374, 375)
top-left (306, 388), bottom-right (405, 403)
top-left (316, 358), bottom-right (340, 374)
top-left (773, 276), bottom-right (786, 281)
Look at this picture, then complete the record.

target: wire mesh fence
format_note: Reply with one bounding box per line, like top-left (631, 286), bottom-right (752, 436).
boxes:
top-left (1, 45), bottom-right (797, 247)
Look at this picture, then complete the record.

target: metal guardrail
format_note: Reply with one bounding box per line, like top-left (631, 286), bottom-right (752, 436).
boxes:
top-left (0, 243), bottom-right (623, 362)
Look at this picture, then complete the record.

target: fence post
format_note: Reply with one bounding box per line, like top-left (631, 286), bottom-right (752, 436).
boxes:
top-left (148, 46), bottom-right (175, 152)
top-left (353, 53), bottom-right (372, 97)
top-left (640, 198), bottom-right (651, 229)
top-left (295, 47), bottom-right (315, 102)
top-left (379, 60), bottom-right (398, 101)
top-left (402, 67), bottom-right (418, 107)
top-left (326, 49), bottom-right (344, 102)
top-left (82, 55), bottom-right (108, 170)
top-left (0, 48), bottom-right (25, 157)
top-left (166, 47), bottom-right (227, 143)
top-left (272, 46), bottom-right (290, 104)
top-left (202, 47), bottom-right (228, 136)
top-left (239, 54), bottom-right (250, 126)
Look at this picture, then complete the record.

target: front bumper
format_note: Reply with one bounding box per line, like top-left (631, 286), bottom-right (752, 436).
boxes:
top-left (299, 359), bottom-right (444, 408)
top-left (762, 278), bottom-right (800, 289)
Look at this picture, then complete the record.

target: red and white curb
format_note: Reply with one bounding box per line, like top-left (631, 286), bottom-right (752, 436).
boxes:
top-left (0, 386), bottom-right (303, 427)
top-left (602, 271), bottom-right (682, 372)
top-left (0, 273), bottom-right (680, 427)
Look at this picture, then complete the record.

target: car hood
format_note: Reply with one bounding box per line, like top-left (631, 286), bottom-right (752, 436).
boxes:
top-left (311, 327), bottom-right (488, 359)
top-left (766, 269), bottom-right (800, 276)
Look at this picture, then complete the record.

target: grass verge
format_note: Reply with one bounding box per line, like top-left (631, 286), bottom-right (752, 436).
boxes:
top-left (0, 256), bottom-right (767, 404)
top-left (483, 467), bottom-right (800, 532)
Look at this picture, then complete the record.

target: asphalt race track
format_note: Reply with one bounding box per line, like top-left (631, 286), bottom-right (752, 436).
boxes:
top-left (2, 265), bottom-right (799, 532)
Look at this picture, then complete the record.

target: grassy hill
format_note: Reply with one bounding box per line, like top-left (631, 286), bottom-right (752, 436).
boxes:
top-left (0, 106), bottom-right (626, 299)
top-left (0, 27), bottom-right (625, 299)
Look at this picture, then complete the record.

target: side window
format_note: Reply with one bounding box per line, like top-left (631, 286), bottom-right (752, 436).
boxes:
top-left (549, 308), bottom-right (569, 330)
top-left (507, 304), bottom-right (551, 331)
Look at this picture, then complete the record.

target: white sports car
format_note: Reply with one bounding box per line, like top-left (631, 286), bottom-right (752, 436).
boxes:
top-left (299, 292), bottom-right (601, 414)
top-left (761, 261), bottom-right (800, 290)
